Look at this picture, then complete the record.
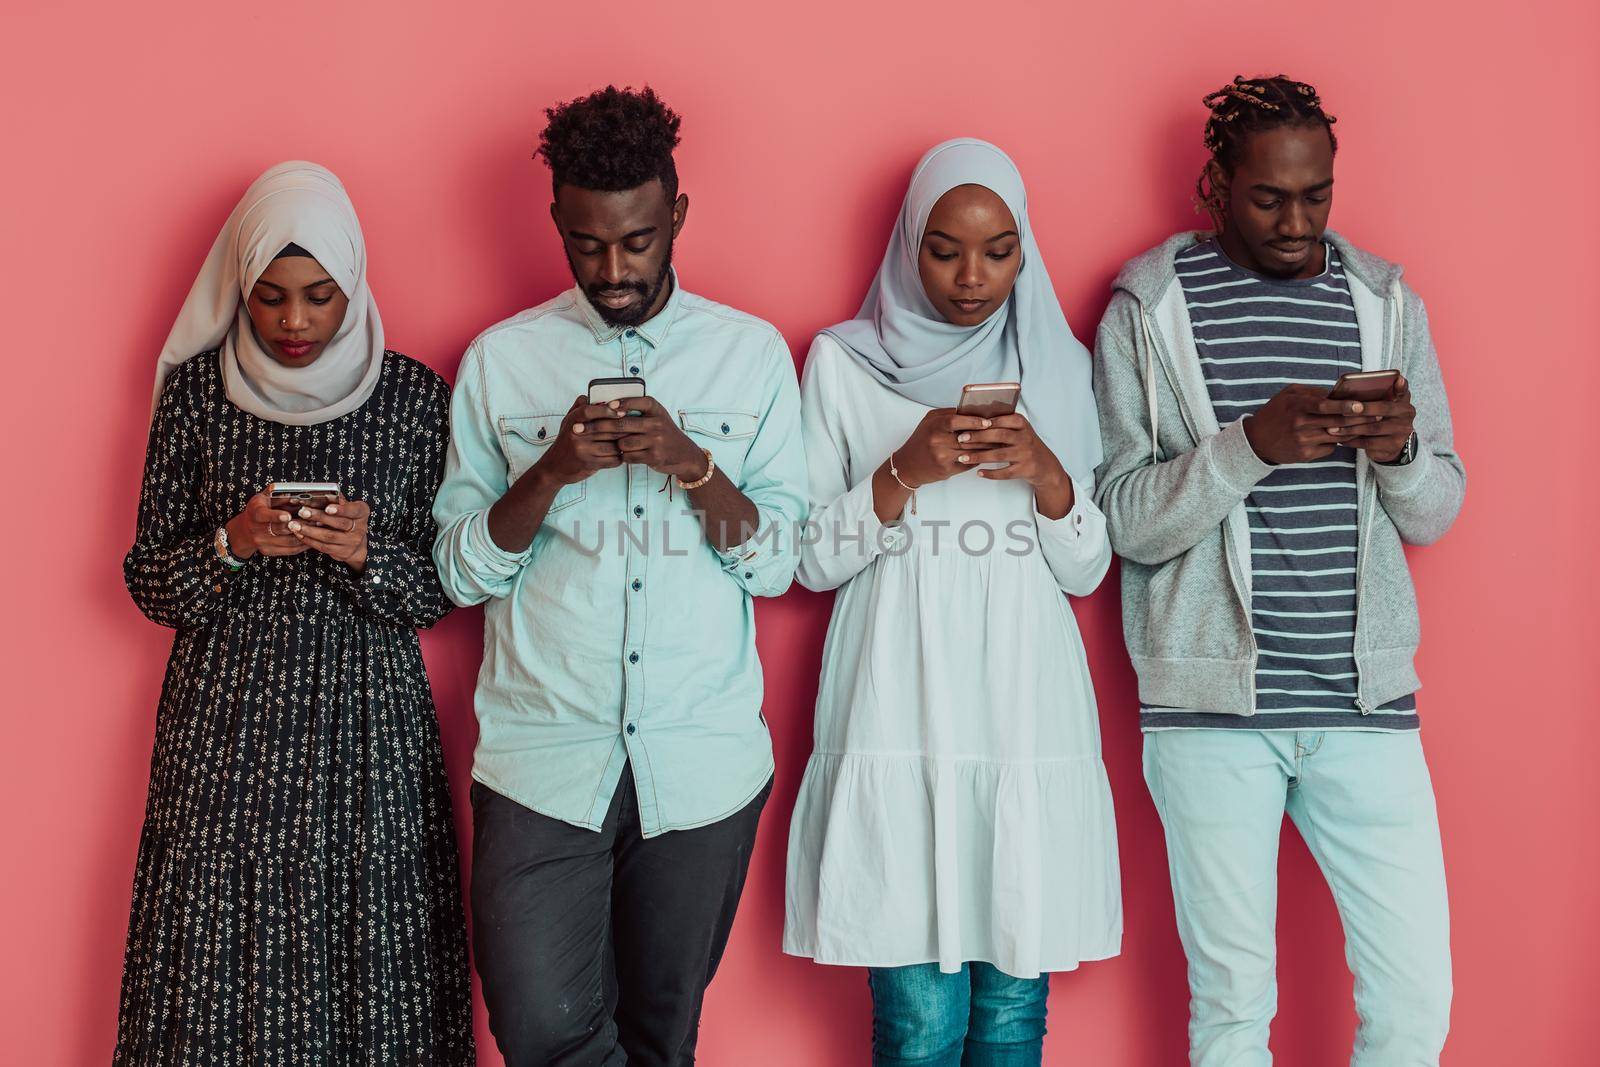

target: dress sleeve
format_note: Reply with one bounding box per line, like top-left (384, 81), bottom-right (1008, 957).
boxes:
top-left (332, 368), bottom-right (456, 629)
top-left (123, 367), bottom-right (237, 631)
top-left (1032, 473), bottom-right (1113, 596)
top-left (795, 337), bottom-right (908, 593)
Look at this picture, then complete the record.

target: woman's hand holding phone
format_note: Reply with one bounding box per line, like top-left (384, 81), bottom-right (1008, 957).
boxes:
top-left (956, 412), bottom-right (1075, 517)
top-left (893, 408), bottom-right (998, 487)
top-left (225, 492), bottom-right (308, 559)
top-left (875, 409), bottom-right (1075, 520)
top-left (286, 496), bottom-right (371, 571)
top-left (872, 408), bottom-right (990, 521)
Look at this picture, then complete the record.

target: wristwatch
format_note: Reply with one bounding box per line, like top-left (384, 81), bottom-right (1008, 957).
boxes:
top-left (1378, 432), bottom-right (1419, 467)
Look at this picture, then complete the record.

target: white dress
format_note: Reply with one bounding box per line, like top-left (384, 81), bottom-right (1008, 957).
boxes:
top-left (783, 334), bottom-right (1122, 979)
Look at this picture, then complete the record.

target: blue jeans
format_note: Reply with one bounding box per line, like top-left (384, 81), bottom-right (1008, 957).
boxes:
top-left (867, 962), bottom-right (1049, 1066)
top-left (1144, 729), bottom-right (1451, 1065)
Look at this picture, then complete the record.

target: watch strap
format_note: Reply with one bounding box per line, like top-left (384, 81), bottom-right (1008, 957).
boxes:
top-left (1378, 431), bottom-right (1419, 466)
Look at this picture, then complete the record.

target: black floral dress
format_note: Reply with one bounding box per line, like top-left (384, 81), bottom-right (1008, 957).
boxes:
top-left (115, 350), bottom-right (474, 1065)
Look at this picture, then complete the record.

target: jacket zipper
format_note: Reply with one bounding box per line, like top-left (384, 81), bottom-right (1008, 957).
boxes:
top-left (1141, 308), bottom-right (1260, 713)
top-left (1354, 490), bottom-right (1375, 716)
top-left (1351, 283), bottom-right (1403, 716)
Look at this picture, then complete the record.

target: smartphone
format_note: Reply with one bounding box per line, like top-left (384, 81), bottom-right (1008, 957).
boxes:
top-left (1327, 370), bottom-right (1400, 402)
top-left (588, 376), bottom-right (647, 407)
top-left (957, 382), bottom-right (1021, 419)
top-left (268, 481), bottom-right (341, 509)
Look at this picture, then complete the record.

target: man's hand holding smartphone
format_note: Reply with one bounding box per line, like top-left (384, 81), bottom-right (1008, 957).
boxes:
top-left (1334, 373), bottom-right (1416, 464)
top-left (528, 376), bottom-right (700, 487)
top-left (532, 396), bottom-right (632, 488)
top-left (606, 396), bottom-right (705, 481)
top-left (1244, 373), bottom-right (1415, 465)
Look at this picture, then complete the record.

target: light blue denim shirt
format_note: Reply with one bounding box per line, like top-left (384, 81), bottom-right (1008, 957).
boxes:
top-left (433, 276), bottom-right (806, 837)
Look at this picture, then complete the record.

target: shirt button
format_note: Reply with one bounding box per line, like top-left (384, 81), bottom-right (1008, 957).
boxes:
top-left (371, 573), bottom-right (382, 586)
top-left (628, 365), bottom-right (640, 375)
top-left (626, 723), bottom-right (637, 735)
top-left (633, 505), bottom-right (644, 518)
top-left (631, 578), bottom-right (642, 591)
top-left (744, 571), bottom-right (753, 579)
top-left (624, 329), bottom-right (636, 338)
top-left (721, 422), bottom-right (731, 434)
top-left (628, 651), bottom-right (640, 665)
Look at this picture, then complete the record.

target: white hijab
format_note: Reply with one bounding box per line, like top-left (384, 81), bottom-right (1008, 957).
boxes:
top-left (821, 139), bottom-right (1102, 482)
top-left (151, 161), bottom-right (384, 425)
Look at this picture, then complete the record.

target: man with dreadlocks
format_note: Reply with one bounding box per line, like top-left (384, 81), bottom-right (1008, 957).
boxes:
top-left (1092, 75), bottom-right (1463, 1063)
top-left (432, 85), bottom-right (806, 1066)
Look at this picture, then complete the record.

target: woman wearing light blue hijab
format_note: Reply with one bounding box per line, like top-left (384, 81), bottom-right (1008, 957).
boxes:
top-left (784, 139), bottom-right (1121, 1065)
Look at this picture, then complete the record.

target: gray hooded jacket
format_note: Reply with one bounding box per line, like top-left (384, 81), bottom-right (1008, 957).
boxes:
top-left (1092, 231), bottom-right (1465, 718)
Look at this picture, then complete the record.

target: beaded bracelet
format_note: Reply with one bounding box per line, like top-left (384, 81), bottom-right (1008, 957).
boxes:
top-left (677, 448), bottom-right (716, 490)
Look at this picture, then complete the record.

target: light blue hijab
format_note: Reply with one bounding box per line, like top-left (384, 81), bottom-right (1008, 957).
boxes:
top-left (822, 138), bottom-right (1102, 483)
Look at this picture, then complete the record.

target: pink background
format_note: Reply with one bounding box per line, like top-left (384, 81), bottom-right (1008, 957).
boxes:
top-left (3, 1), bottom-right (1596, 1063)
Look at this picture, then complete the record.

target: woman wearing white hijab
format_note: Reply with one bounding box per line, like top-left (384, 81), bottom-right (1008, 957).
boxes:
top-left (116, 162), bottom-right (473, 1064)
top-left (784, 140), bottom-right (1120, 1065)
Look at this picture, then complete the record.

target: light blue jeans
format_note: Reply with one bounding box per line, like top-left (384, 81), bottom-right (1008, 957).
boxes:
top-left (867, 962), bottom-right (1049, 1066)
top-left (1144, 729), bottom-right (1451, 1066)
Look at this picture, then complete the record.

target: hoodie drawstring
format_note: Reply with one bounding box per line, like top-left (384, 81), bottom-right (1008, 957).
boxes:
top-left (1140, 312), bottom-right (1160, 466)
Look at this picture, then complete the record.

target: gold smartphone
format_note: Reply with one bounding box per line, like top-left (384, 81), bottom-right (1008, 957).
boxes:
top-left (957, 382), bottom-right (1021, 419)
top-left (1327, 370), bottom-right (1399, 402)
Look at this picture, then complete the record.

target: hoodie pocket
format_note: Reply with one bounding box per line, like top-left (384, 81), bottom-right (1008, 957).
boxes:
top-left (500, 413), bottom-right (586, 514)
top-left (1360, 513), bottom-right (1421, 653)
top-left (1141, 534), bottom-right (1253, 662)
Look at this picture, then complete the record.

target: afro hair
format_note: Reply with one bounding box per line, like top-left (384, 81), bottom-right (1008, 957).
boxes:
top-left (537, 85), bottom-right (682, 199)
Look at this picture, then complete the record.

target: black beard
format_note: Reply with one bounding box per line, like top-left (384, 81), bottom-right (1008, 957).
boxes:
top-left (573, 243), bottom-right (674, 328)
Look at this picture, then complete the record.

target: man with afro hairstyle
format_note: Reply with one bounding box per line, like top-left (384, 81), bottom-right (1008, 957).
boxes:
top-left (432, 84), bottom-right (807, 1066)
top-left (1092, 75), bottom-right (1462, 1064)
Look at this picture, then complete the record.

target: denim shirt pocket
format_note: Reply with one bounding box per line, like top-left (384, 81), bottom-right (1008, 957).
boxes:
top-left (499, 413), bottom-right (586, 514)
top-left (677, 409), bottom-right (759, 484)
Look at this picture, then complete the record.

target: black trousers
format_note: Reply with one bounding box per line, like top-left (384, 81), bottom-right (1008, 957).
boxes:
top-left (471, 772), bottom-right (771, 1067)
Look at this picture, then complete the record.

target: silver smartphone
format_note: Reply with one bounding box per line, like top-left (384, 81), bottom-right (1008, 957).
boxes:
top-left (588, 376), bottom-right (647, 406)
top-left (268, 481), bottom-right (341, 509)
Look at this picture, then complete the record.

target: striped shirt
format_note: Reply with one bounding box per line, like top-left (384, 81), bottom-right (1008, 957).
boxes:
top-left (1140, 239), bottom-right (1418, 732)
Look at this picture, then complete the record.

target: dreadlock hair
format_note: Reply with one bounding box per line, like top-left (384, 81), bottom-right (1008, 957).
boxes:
top-left (537, 85), bottom-right (682, 200)
top-left (1195, 74), bottom-right (1338, 232)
